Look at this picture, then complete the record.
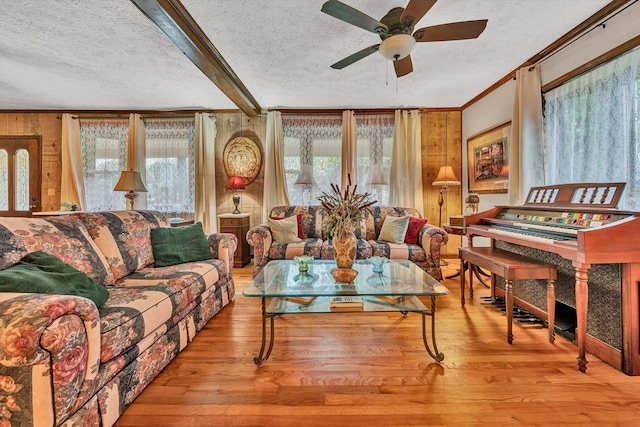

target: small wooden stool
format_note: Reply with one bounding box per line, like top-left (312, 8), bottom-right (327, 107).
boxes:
top-left (458, 246), bottom-right (557, 344)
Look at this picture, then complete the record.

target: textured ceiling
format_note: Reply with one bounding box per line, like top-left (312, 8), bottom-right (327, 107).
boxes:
top-left (0, 0), bottom-right (611, 110)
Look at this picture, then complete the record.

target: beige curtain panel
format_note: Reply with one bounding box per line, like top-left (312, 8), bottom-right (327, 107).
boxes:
top-left (509, 64), bottom-right (545, 205)
top-left (390, 109), bottom-right (423, 209)
top-left (194, 112), bottom-right (218, 232)
top-left (128, 113), bottom-right (147, 209)
top-left (341, 110), bottom-right (357, 188)
top-left (262, 110), bottom-right (289, 222)
top-left (60, 113), bottom-right (86, 210)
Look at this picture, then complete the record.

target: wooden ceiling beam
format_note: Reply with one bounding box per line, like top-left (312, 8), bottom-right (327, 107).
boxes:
top-left (130, 0), bottom-right (261, 117)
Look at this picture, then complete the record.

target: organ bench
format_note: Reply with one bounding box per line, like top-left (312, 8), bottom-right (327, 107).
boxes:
top-left (459, 246), bottom-right (557, 345)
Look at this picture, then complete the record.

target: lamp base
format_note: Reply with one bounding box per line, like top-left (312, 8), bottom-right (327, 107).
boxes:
top-left (124, 191), bottom-right (139, 211)
top-left (232, 191), bottom-right (241, 214)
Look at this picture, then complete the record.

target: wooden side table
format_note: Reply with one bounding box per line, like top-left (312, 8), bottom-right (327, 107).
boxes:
top-left (218, 213), bottom-right (251, 268)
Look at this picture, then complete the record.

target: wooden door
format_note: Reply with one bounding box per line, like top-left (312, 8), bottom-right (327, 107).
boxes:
top-left (0, 136), bottom-right (42, 217)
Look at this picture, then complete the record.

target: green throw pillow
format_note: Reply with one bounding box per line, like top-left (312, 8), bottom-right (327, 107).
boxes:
top-left (0, 251), bottom-right (110, 307)
top-left (151, 222), bottom-right (211, 267)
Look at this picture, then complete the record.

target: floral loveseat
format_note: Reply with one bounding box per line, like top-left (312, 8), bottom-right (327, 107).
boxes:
top-left (246, 205), bottom-right (448, 280)
top-left (0, 210), bottom-right (236, 427)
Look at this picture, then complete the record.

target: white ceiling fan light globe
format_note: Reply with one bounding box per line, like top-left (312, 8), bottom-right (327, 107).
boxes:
top-left (379, 34), bottom-right (416, 60)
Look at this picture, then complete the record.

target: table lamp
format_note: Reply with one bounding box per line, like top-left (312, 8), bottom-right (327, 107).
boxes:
top-left (114, 170), bottom-right (148, 210)
top-left (365, 164), bottom-right (388, 205)
top-left (228, 176), bottom-right (245, 214)
top-left (294, 164), bottom-right (317, 205)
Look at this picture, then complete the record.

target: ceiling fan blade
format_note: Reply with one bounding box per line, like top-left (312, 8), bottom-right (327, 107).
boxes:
top-left (331, 44), bottom-right (380, 69)
top-left (321, 0), bottom-right (388, 35)
top-left (414, 20), bottom-right (488, 42)
top-left (393, 55), bottom-right (413, 77)
top-left (400, 0), bottom-right (438, 27)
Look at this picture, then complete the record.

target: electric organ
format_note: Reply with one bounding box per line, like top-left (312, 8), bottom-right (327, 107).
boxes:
top-left (465, 183), bottom-right (640, 374)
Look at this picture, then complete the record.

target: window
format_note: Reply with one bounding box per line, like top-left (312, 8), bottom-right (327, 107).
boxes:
top-left (356, 114), bottom-right (394, 205)
top-left (15, 149), bottom-right (29, 211)
top-left (144, 118), bottom-right (195, 220)
top-left (543, 46), bottom-right (639, 210)
top-left (0, 136), bottom-right (41, 216)
top-left (79, 119), bottom-right (129, 212)
top-left (283, 116), bottom-right (342, 205)
top-left (282, 114), bottom-right (394, 206)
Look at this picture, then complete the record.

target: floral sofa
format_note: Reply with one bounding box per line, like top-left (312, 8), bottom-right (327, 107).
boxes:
top-left (0, 210), bottom-right (236, 427)
top-left (246, 205), bottom-right (448, 280)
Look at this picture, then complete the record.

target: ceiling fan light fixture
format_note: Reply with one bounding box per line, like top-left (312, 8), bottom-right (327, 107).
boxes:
top-left (379, 34), bottom-right (416, 61)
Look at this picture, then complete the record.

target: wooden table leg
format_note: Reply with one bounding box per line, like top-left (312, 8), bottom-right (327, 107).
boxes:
top-left (460, 257), bottom-right (466, 307)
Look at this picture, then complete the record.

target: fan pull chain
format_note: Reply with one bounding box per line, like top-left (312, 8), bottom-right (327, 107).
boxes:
top-left (386, 59), bottom-right (389, 86)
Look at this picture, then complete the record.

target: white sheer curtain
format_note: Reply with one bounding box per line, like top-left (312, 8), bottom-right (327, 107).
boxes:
top-left (143, 117), bottom-right (195, 220)
top-left (509, 64), bottom-right (545, 205)
top-left (283, 115), bottom-right (342, 205)
top-left (60, 113), bottom-right (86, 210)
top-left (356, 113), bottom-right (394, 205)
top-left (263, 111), bottom-right (289, 222)
top-left (544, 47), bottom-right (639, 211)
top-left (194, 113), bottom-right (217, 232)
top-left (79, 118), bottom-right (128, 211)
top-left (389, 110), bottom-right (423, 209)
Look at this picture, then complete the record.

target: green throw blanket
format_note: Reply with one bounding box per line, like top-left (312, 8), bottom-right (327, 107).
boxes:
top-left (0, 251), bottom-right (109, 307)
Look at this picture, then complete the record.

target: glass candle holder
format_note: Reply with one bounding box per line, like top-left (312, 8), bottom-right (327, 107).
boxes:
top-left (294, 255), bottom-right (314, 274)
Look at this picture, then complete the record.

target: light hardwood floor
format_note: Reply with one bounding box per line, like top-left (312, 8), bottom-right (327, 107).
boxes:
top-left (115, 263), bottom-right (640, 426)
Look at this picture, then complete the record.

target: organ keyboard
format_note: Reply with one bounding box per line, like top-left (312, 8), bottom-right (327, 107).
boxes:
top-left (464, 183), bottom-right (640, 374)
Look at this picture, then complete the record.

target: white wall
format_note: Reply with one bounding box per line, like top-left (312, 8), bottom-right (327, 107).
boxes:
top-left (462, 2), bottom-right (640, 217)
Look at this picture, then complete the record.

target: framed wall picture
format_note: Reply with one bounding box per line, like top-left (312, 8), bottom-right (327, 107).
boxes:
top-left (467, 121), bottom-right (511, 194)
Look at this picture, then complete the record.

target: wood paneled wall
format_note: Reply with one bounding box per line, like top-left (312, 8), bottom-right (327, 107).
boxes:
top-left (0, 110), bottom-right (461, 255)
top-left (214, 112), bottom-right (266, 231)
top-left (0, 113), bottom-right (61, 211)
top-left (423, 111), bottom-right (462, 256)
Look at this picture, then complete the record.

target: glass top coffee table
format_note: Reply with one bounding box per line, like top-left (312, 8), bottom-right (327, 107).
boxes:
top-left (243, 259), bottom-right (449, 366)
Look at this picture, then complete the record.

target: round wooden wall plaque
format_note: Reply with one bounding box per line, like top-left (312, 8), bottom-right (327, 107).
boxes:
top-left (223, 136), bottom-right (262, 185)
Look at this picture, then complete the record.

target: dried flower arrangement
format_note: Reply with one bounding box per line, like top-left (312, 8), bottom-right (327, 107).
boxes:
top-left (317, 174), bottom-right (376, 238)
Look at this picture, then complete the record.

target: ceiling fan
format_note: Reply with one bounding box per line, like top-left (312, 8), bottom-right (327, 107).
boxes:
top-left (321, 0), bottom-right (488, 77)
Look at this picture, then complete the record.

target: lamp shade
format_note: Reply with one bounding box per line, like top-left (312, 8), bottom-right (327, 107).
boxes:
top-left (227, 176), bottom-right (246, 190)
top-left (114, 170), bottom-right (147, 192)
top-left (433, 166), bottom-right (460, 187)
top-left (366, 164), bottom-right (388, 186)
top-left (379, 34), bottom-right (416, 61)
top-left (294, 164), bottom-right (317, 186)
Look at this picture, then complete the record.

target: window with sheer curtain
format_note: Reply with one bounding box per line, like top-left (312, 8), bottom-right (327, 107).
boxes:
top-left (144, 118), bottom-right (195, 220)
top-left (543, 46), bottom-right (639, 211)
top-left (356, 114), bottom-right (394, 205)
top-left (282, 114), bottom-right (394, 206)
top-left (79, 119), bottom-right (129, 211)
top-left (283, 116), bottom-right (343, 205)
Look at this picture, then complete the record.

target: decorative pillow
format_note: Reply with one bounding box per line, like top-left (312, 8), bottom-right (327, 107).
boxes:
top-left (296, 214), bottom-right (305, 239)
top-left (151, 222), bottom-right (211, 267)
top-left (0, 251), bottom-right (110, 307)
top-left (378, 215), bottom-right (410, 244)
top-left (268, 216), bottom-right (302, 244)
top-left (404, 216), bottom-right (428, 245)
